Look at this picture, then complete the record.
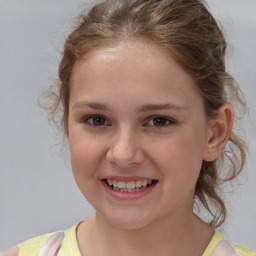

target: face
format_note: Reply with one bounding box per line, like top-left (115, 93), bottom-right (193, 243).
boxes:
top-left (68, 41), bottom-right (212, 229)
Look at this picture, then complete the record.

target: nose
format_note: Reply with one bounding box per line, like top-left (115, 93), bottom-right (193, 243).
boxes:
top-left (106, 127), bottom-right (145, 168)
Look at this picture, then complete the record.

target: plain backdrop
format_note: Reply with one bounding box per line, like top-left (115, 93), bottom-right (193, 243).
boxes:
top-left (0, 0), bottom-right (255, 251)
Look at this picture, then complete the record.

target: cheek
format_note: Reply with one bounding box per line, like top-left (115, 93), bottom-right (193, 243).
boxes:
top-left (69, 131), bottom-right (105, 180)
top-left (69, 133), bottom-right (106, 200)
top-left (150, 132), bottom-right (204, 185)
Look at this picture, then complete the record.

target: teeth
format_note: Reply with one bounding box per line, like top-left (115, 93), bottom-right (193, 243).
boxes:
top-left (142, 180), bottom-right (147, 187)
top-left (106, 179), bottom-right (155, 191)
top-left (113, 187), bottom-right (146, 192)
top-left (135, 180), bottom-right (142, 188)
top-left (117, 181), bottom-right (125, 189)
top-left (107, 179), bottom-right (113, 186)
top-left (127, 181), bottom-right (135, 189)
top-left (113, 180), bottom-right (118, 188)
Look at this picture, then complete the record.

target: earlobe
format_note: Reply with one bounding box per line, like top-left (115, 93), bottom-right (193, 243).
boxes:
top-left (203, 103), bottom-right (234, 162)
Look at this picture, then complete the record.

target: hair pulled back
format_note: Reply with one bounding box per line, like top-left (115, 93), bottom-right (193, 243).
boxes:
top-left (45, 0), bottom-right (247, 227)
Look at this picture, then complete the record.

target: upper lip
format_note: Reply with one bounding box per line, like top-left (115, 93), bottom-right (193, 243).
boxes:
top-left (101, 176), bottom-right (157, 182)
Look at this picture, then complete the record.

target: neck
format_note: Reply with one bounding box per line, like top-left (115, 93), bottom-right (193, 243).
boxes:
top-left (77, 211), bottom-right (213, 256)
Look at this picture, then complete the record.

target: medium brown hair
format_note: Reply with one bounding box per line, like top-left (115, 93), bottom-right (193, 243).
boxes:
top-left (43, 0), bottom-right (247, 227)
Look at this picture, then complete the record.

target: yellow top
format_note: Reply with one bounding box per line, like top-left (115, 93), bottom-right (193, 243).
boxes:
top-left (18, 222), bottom-right (256, 256)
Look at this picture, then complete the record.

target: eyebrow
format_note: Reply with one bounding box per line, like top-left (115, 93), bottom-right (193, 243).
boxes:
top-left (72, 101), bottom-right (188, 112)
top-left (72, 101), bottom-right (110, 111)
top-left (138, 103), bottom-right (188, 112)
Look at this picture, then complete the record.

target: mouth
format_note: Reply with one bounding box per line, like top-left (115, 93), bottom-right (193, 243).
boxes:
top-left (103, 178), bottom-right (158, 193)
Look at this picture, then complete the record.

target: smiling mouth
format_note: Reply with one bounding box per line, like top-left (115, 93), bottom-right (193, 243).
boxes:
top-left (103, 179), bottom-right (158, 192)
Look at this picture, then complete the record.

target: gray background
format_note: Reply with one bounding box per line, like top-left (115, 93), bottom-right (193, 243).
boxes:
top-left (0, 0), bottom-right (255, 251)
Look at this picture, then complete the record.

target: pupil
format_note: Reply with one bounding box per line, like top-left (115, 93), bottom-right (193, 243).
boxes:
top-left (153, 117), bottom-right (166, 126)
top-left (93, 117), bottom-right (105, 125)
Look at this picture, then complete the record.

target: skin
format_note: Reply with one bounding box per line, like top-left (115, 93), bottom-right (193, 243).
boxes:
top-left (67, 40), bottom-right (233, 256)
top-left (69, 41), bottom-right (208, 229)
top-left (3, 40), bottom-right (233, 256)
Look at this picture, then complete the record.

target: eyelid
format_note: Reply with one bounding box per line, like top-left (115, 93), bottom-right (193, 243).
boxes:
top-left (144, 115), bottom-right (176, 127)
top-left (83, 114), bottom-right (111, 127)
top-left (81, 114), bottom-right (176, 128)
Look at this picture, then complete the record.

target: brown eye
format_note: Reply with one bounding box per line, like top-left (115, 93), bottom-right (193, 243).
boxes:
top-left (85, 116), bottom-right (109, 126)
top-left (147, 116), bottom-right (174, 127)
top-left (153, 117), bottom-right (168, 126)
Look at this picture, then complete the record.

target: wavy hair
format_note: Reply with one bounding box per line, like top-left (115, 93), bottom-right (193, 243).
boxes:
top-left (42, 0), bottom-right (247, 227)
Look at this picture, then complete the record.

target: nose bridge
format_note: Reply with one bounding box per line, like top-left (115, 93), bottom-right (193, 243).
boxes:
top-left (114, 125), bottom-right (138, 159)
top-left (106, 124), bottom-right (144, 167)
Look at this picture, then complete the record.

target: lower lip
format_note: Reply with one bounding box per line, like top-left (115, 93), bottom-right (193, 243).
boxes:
top-left (101, 180), bottom-right (157, 200)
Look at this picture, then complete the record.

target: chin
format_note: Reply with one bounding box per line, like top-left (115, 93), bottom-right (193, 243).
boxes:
top-left (108, 218), bottom-right (151, 230)
top-left (100, 209), bottom-right (154, 230)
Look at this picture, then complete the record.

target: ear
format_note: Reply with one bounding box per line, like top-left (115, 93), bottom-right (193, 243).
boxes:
top-left (203, 102), bottom-right (234, 162)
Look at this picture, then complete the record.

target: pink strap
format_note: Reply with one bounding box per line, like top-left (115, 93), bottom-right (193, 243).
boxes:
top-left (211, 239), bottom-right (241, 256)
top-left (38, 232), bottom-right (65, 256)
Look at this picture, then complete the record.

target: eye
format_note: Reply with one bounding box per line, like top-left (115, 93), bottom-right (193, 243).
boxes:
top-left (146, 116), bottom-right (175, 127)
top-left (84, 115), bottom-right (110, 126)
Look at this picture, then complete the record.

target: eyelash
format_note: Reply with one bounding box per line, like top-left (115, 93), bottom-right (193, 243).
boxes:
top-left (145, 116), bottom-right (176, 127)
top-left (83, 115), bottom-right (110, 127)
top-left (83, 115), bottom-right (176, 128)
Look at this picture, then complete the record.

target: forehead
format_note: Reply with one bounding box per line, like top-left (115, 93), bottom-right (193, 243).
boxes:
top-left (71, 40), bottom-right (194, 88)
top-left (69, 40), bottom-right (203, 112)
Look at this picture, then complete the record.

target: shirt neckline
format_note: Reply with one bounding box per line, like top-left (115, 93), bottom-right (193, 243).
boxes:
top-left (66, 222), bottom-right (225, 256)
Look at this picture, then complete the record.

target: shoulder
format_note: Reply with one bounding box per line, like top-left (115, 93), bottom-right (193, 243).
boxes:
top-left (204, 230), bottom-right (256, 256)
top-left (235, 244), bottom-right (256, 256)
top-left (1, 246), bottom-right (19, 256)
top-left (10, 222), bottom-right (80, 256)
top-left (17, 231), bottom-right (56, 256)
top-left (2, 230), bottom-right (64, 256)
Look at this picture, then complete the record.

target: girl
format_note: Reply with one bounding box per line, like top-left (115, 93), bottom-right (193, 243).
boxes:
top-left (4, 0), bottom-right (256, 255)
